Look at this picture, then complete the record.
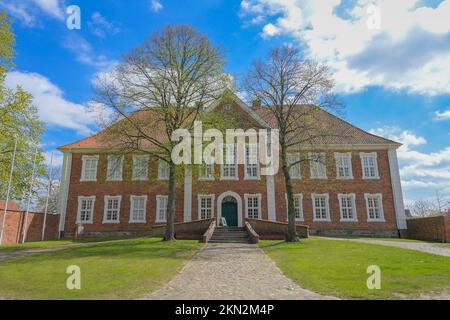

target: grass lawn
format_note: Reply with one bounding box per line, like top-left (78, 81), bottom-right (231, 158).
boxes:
top-left (0, 236), bottom-right (140, 254)
top-left (0, 237), bottom-right (202, 300)
top-left (260, 238), bottom-right (450, 300)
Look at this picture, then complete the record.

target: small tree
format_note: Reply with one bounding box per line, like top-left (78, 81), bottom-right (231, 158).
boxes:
top-left (244, 46), bottom-right (342, 242)
top-left (94, 25), bottom-right (228, 241)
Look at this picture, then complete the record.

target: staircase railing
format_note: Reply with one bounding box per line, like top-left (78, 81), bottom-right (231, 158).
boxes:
top-left (202, 219), bottom-right (216, 243)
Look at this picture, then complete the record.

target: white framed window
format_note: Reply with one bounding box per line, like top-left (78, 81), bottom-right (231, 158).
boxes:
top-left (156, 195), bottom-right (168, 223)
top-left (199, 163), bottom-right (214, 180)
top-left (338, 194), bottom-right (357, 221)
top-left (365, 193), bottom-right (385, 222)
top-left (244, 194), bottom-right (261, 220)
top-left (221, 144), bottom-right (238, 179)
top-left (76, 196), bottom-right (95, 224)
top-left (335, 153), bottom-right (353, 179)
top-left (132, 155), bottom-right (149, 181)
top-left (312, 193), bottom-right (330, 221)
top-left (245, 144), bottom-right (259, 179)
top-left (107, 155), bottom-right (124, 181)
top-left (360, 153), bottom-right (379, 179)
top-left (285, 193), bottom-right (304, 221)
top-left (310, 153), bottom-right (327, 179)
top-left (198, 194), bottom-right (214, 220)
top-left (81, 155), bottom-right (99, 182)
top-left (103, 196), bottom-right (121, 223)
top-left (287, 153), bottom-right (301, 179)
top-left (130, 195), bottom-right (147, 223)
top-left (158, 160), bottom-right (170, 180)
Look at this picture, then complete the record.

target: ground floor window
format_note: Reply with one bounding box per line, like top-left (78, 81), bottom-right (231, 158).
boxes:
top-left (103, 196), bottom-right (121, 223)
top-left (312, 194), bottom-right (330, 221)
top-left (245, 194), bottom-right (261, 219)
top-left (130, 195), bottom-right (147, 223)
top-left (198, 195), bottom-right (214, 220)
top-left (338, 194), bottom-right (357, 221)
top-left (365, 194), bottom-right (384, 221)
top-left (156, 195), bottom-right (168, 223)
top-left (77, 196), bottom-right (95, 224)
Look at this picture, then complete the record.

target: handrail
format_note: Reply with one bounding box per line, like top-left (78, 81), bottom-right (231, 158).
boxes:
top-left (202, 219), bottom-right (216, 243)
top-left (244, 221), bottom-right (260, 244)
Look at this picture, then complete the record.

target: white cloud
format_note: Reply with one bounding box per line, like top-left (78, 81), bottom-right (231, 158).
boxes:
top-left (62, 33), bottom-right (115, 68)
top-left (435, 109), bottom-right (450, 121)
top-left (5, 71), bottom-right (101, 135)
top-left (87, 12), bottom-right (121, 38)
top-left (370, 126), bottom-right (450, 199)
top-left (0, 0), bottom-right (64, 26)
top-left (240, 0), bottom-right (450, 95)
top-left (151, 0), bottom-right (163, 12)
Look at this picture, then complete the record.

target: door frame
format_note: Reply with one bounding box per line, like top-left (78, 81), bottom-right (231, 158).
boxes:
top-left (217, 191), bottom-right (243, 227)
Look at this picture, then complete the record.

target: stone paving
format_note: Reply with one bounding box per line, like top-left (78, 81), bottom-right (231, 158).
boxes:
top-left (145, 243), bottom-right (336, 300)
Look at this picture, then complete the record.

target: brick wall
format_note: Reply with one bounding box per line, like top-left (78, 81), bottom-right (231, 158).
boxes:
top-left (246, 218), bottom-right (309, 240)
top-left (406, 215), bottom-right (450, 243)
top-left (0, 209), bottom-right (60, 244)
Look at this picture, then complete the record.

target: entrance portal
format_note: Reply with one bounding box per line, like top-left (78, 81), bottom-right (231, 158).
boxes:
top-left (221, 196), bottom-right (238, 227)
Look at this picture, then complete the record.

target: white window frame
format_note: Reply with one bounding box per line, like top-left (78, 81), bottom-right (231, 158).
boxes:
top-left (244, 144), bottom-right (260, 180)
top-left (80, 155), bottom-right (99, 182)
top-left (106, 155), bottom-right (124, 181)
top-left (285, 193), bottom-right (304, 221)
top-left (129, 195), bottom-right (147, 223)
top-left (198, 194), bottom-right (215, 220)
top-left (221, 144), bottom-right (238, 180)
top-left (199, 163), bottom-right (215, 181)
top-left (76, 196), bottom-right (95, 224)
top-left (364, 193), bottom-right (385, 222)
top-left (287, 153), bottom-right (301, 179)
top-left (309, 153), bottom-right (327, 179)
top-left (244, 193), bottom-right (262, 220)
top-left (158, 160), bottom-right (170, 181)
top-left (103, 195), bottom-right (121, 224)
top-left (132, 155), bottom-right (149, 181)
top-left (335, 153), bottom-right (353, 179)
top-left (360, 152), bottom-right (380, 179)
top-left (312, 193), bottom-right (331, 222)
top-left (156, 195), bottom-right (168, 223)
top-left (338, 193), bottom-right (358, 222)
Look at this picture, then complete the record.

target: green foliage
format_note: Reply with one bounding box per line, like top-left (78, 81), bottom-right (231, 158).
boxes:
top-left (0, 10), bottom-right (45, 201)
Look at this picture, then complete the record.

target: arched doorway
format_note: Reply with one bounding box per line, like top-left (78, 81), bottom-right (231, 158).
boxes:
top-left (217, 191), bottom-right (243, 227)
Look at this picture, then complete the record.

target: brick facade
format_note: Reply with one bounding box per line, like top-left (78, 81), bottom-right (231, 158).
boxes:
top-left (406, 215), bottom-right (450, 243)
top-left (59, 98), bottom-right (405, 238)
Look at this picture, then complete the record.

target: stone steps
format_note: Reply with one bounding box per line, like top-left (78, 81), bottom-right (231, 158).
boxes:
top-left (210, 227), bottom-right (252, 244)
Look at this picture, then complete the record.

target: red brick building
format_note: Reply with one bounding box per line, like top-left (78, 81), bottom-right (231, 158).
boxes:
top-left (57, 95), bottom-right (407, 238)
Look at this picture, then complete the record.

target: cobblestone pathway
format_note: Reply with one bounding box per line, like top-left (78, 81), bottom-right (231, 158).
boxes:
top-left (145, 243), bottom-right (336, 300)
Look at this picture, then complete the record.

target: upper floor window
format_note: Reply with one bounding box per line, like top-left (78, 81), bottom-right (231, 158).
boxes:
top-left (156, 195), bottom-right (168, 223)
top-left (287, 153), bottom-right (301, 179)
top-left (245, 144), bottom-right (259, 179)
top-left (77, 196), bottom-right (95, 224)
top-left (335, 153), bottom-right (353, 179)
top-left (310, 153), bottom-right (327, 179)
top-left (132, 155), bottom-right (149, 181)
top-left (130, 195), bottom-right (147, 223)
top-left (103, 196), bottom-right (121, 223)
top-left (312, 193), bottom-right (330, 221)
top-left (107, 155), bottom-right (123, 181)
top-left (222, 144), bottom-right (238, 179)
top-left (81, 155), bottom-right (99, 181)
top-left (365, 194), bottom-right (385, 222)
top-left (338, 194), bottom-right (357, 221)
top-left (245, 194), bottom-right (261, 219)
top-left (199, 163), bottom-right (214, 180)
top-left (198, 195), bottom-right (214, 220)
top-left (360, 153), bottom-right (379, 179)
top-left (285, 193), bottom-right (303, 221)
top-left (158, 160), bottom-right (170, 180)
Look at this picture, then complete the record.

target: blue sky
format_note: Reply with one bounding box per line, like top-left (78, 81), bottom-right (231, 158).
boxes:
top-left (1, 0), bottom-right (449, 205)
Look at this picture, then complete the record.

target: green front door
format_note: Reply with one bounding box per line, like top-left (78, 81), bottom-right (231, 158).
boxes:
top-left (222, 202), bottom-right (238, 227)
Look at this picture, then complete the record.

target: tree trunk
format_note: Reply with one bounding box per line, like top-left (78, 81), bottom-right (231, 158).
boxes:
top-left (164, 162), bottom-right (176, 241)
top-left (281, 146), bottom-right (300, 242)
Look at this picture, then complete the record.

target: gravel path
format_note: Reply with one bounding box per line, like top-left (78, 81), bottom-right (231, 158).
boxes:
top-left (322, 238), bottom-right (450, 257)
top-left (144, 243), bottom-right (336, 300)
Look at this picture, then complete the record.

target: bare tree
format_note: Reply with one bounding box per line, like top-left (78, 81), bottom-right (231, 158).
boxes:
top-left (244, 46), bottom-right (342, 242)
top-left (94, 25), bottom-right (228, 241)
